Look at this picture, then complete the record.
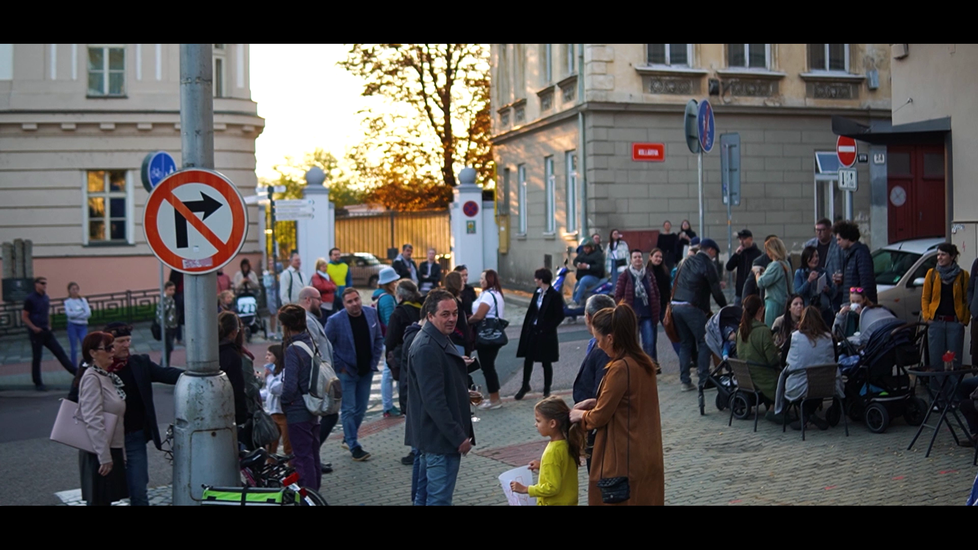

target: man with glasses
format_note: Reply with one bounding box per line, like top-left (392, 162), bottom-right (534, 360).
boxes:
top-left (22, 277), bottom-right (76, 391)
top-left (806, 218), bottom-right (844, 308)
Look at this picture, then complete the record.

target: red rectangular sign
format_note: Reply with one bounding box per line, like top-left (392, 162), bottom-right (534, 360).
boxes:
top-left (632, 143), bottom-right (665, 162)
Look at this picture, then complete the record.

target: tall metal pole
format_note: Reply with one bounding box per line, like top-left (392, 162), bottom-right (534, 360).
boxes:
top-left (171, 44), bottom-right (238, 506)
top-left (158, 262), bottom-right (166, 369)
top-left (698, 150), bottom-right (704, 237)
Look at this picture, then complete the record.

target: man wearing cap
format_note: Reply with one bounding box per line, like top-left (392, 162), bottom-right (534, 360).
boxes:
top-left (571, 238), bottom-right (606, 307)
top-left (671, 238), bottom-right (727, 392)
top-left (726, 229), bottom-right (763, 306)
top-left (92, 322), bottom-right (183, 505)
top-left (21, 276), bottom-right (76, 391)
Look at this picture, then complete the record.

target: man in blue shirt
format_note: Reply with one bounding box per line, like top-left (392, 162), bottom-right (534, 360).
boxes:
top-left (21, 276), bottom-right (76, 391)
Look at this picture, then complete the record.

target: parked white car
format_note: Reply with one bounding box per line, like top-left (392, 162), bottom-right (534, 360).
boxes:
top-left (872, 238), bottom-right (944, 323)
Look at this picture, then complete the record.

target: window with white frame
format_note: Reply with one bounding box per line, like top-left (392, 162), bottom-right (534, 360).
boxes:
top-left (85, 170), bottom-right (129, 244)
top-left (543, 44), bottom-right (552, 84)
top-left (213, 44), bottom-right (226, 98)
top-left (647, 44), bottom-right (690, 67)
top-left (544, 156), bottom-right (555, 234)
top-left (808, 44), bottom-right (848, 72)
top-left (565, 44), bottom-right (576, 75)
top-left (727, 44), bottom-right (768, 69)
top-left (565, 151), bottom-right (578, 234)
top-left (87, 45), bottom-right (125, 96)
top-left (517, 164), bottom-right (527, 234)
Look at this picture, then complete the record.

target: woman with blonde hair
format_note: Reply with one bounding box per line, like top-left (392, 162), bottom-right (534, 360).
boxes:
top-left (311, 257), bottom-right (337, 322)
top-left (569, 304), bottom-right (664, 505)
top-left (755, 236), bottom-right (793, 329)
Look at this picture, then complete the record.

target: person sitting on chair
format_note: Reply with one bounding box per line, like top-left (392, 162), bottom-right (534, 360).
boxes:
top-left (775, 306), bottom-right (841, 431)
top-left (736, 295), bottom-right (782, 421)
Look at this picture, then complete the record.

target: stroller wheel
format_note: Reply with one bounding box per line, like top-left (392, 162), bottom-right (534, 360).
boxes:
top-left (825, 400), bottom-right (842, 427)
top-left (730, 392), bottom-right (752, 420)
top-left (903, 397), bottom-right (927, 427)
top-left (715, 391), bottom-right (728, 411)
top-left (864, 402), bottom-right (890, 434)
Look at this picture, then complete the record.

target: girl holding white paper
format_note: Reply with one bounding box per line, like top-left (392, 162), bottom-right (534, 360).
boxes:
top-left (509, 396), bottom-right (582, 506)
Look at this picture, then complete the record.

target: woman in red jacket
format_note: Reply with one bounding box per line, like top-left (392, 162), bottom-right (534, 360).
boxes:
top-left (615, 249), bottom-right (661, 363)
top-left (311, 258), bottom-right (337, 323)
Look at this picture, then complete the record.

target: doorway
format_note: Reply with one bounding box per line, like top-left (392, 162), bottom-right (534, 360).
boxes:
top-left (887, 145), bottom-right (946, 243)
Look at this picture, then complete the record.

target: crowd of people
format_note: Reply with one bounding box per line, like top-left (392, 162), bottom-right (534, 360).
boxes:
top-left (30, 216), bottom-right (978, 506)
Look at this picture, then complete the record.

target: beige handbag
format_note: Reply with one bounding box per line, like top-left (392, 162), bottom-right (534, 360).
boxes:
top-left (50, 398), bottom-right (119, 454)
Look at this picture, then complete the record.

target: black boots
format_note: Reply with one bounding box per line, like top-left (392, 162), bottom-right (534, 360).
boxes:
top-left (515, 384), bottom-right (531, 400)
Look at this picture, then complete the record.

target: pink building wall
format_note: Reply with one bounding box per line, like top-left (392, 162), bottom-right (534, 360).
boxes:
top-left (0, 253), bottom-right (264, 301)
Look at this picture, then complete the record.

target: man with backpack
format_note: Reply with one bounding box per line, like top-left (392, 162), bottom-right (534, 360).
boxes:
top-left (326, 287), bottom-right (384, 462)
top-left (298, 287), bottom-right (339, 473)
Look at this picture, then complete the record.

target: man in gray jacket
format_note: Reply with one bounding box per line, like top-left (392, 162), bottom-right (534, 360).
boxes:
top-left (405, 289), bottom-right (475, 506)
top-left (298, 286), bottom-right (338, 474)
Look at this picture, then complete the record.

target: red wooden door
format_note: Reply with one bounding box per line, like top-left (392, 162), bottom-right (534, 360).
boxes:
top-left (887, 145), bottom-right (945, 243)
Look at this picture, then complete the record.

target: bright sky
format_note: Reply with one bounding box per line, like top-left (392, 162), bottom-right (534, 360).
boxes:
top-left (250, 44), bottom-right (379, 181)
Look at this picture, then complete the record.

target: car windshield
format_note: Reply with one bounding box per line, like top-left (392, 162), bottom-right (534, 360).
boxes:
top-left (872, 249), bottom-right (921, 285)
top-left (356, 254), bottom-right (382, 266)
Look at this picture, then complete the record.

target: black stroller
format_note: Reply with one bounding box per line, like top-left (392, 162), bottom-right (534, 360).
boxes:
top-left (235, 287), bottom-right (267, 342)
top-left (699, 304), bottom-right (743, 415)
top-left (839, 317), bottom-right (928, 433)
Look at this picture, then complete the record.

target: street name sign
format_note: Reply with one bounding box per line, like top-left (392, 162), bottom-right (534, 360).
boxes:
top-left (632, 143), bottom-right (665, 162)
top-left (143, 169), bottom-right (248, 274)
top-left (836, 136), bottom-right (857, 168)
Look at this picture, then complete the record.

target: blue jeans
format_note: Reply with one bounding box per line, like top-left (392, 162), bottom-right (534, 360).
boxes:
top-left (67, 323), bottom-right (88, 368)
top-left (573, 275), bottom-right (601, 304)
top-left (672, 305), bottom-right (711, 385)
top-left (380, 348), bottom-right (395, 411)
top-left (413, 451), bottom-right (461, 506)
top-left (339, 370), bottom-right (374, 450)
top-left (410, 447), bottom-right (423, 503)
top-left (124, 431), bottom-right (149, 506)
top-left (639, 317), bottom-right (657, 361)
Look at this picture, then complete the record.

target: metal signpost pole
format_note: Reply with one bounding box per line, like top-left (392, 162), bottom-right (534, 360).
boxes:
top-left (159, 262), bottom-right (166, 369)
top-left (698, 150), bottom-right (704, 237)
top-left (269, 185), bottom-right (278, 318)
top-left (171, 44), bottom-right (238, 506)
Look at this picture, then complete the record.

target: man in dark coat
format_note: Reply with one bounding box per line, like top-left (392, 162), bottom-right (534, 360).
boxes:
top-left (405, 289), bottom-right (475, 506)
top-left (833, 220), bottom-right (878, 304)
top-left (671, 238), bottom-right (727, 392)
top-left (515, 268), bottom-right (565, 400)
top-left (391, 243), bottom-right (419, 283)
top-left (88, 322), bottom-right (182, 506)
top-left (726, 229), bottom-right (763, 306)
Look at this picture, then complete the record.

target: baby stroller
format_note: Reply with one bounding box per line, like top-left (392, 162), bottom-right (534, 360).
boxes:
top-left (839, 315), bottom-right (927, 433)
top-left (699, 304), bottom-right (743, 415)
top-left (235, 288), bottom-right (267, 342)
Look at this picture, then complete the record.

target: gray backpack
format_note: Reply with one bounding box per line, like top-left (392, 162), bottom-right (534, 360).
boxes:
top-left (292, 340), bottom-right (341, 416)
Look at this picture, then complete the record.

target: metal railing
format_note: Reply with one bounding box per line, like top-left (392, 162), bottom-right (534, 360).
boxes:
top-left (0, 288), bottom-right (161, 338)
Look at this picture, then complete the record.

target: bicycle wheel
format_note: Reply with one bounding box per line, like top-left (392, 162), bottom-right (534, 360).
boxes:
top-left (298, 486), bottom-right (328, 506)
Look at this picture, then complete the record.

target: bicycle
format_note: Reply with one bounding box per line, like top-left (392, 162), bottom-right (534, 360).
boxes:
top-left (239, 447), bottom-right (327, 506)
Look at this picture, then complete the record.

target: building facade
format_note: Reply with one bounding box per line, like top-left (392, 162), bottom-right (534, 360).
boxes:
top-left (490, 44), bottom-right (892, 290)
top-left (0, 44), bottom-right (264, 297)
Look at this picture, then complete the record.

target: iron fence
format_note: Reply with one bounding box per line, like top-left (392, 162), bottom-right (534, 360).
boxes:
top-left (0, 288), bottom-right (161, 338)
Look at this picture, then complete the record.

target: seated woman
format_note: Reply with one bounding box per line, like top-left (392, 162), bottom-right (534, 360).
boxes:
top-left (833, 287), bottom-right (872, 339)
top-left (772, 294), bottom-right (804, 365)
top-left (736, 295), bottom-right (781, 416)
top-left (775, 306), bottom-right (841, 431)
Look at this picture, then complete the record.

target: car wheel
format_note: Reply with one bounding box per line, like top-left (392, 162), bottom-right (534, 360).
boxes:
top-left (368, 275), bottom-right (378, 288)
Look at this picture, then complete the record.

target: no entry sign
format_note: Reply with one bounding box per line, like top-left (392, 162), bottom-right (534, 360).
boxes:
top-left (143, 169), bottom-right (248, 274)
top-left (836, 136), bottom-right (857, 168)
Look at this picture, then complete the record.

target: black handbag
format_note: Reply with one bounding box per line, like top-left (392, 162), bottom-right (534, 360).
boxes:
top-left (597, 359), bottom-right (631, 504)
top-left (475, 291), bottom-right (509, 347)
top-left (150, 319), bottom-right (162, 341)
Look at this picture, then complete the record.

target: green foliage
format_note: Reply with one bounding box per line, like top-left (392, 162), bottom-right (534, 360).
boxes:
top-left (339, 44), bottom-right (494, 210)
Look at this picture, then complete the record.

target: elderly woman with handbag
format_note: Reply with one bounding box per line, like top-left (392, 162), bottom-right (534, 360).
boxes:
top-left (76, 331), bottom-right (128, 506)
top-left (570, 304), bottom-right (664, 506)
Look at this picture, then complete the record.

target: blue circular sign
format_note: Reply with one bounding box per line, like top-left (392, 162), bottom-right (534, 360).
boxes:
top-left (697, 99), bottom-right (715, 153)
top-left (140, 151), bottom-right (177, 192)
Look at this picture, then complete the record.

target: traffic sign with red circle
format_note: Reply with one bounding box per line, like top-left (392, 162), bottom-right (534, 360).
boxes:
top-left (463, 200), bottom-right (480, 218)
top-left (143, 169), bottom-right (248, 274)
top-left (836, 136), bottom-right (857, 168)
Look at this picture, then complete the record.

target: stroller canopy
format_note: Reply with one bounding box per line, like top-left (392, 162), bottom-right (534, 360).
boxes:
top-left (705, 305), bottom-right (743, 359)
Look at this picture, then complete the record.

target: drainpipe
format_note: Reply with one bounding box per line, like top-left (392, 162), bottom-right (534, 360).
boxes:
top-left (578, 44), bottom-right (588, 247)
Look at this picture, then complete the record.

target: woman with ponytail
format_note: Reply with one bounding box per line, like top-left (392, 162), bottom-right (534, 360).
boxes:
top-left (509, 396), bottom-right (584, 505)
top-left (569, 303), bottom-right (664, 505)
top-left (736, 294), bottom-right (782, 411)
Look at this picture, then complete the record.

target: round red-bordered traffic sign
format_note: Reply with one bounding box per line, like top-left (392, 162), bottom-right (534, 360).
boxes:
top-left (143, 169), bottom-right (248, 274)
top-left (463, 200), bottom-right (479, 218)
top-left (836, 136), bottom-right (857, 168)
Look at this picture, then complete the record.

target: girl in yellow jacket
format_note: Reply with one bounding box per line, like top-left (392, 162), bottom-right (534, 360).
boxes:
top-left (921, 243), bottom-right (970, 375)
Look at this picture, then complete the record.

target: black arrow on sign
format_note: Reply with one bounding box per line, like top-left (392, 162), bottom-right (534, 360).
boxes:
top-left (174, 191), bottom-right (223, 249)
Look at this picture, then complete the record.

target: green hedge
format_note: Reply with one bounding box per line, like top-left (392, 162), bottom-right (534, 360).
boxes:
top-left (49, 304), bottom-right (157, 330)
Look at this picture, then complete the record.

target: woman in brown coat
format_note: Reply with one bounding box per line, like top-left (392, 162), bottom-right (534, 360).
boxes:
top-left (570, 303), bottom-right (664, 505)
